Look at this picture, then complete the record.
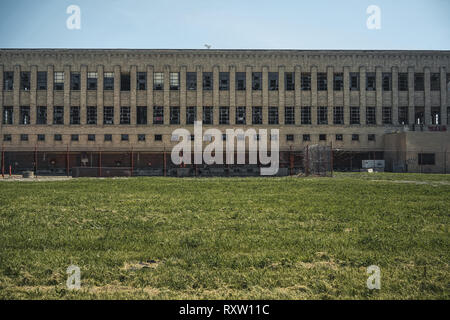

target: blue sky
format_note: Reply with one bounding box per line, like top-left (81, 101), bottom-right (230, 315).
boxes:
top-left (0, 0), bottom-right (449, 50)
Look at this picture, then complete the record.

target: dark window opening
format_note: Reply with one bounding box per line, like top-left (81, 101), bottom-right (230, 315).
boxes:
top-left (121, 134), bottom-right (129, 141)
top-left (414, 73), bottom-right (424, 91)
top-left (120, 73), bottom-right (130, 91)
top-left (37, 134), bottom-right (45, 141)
top-left (203, 72), bottom-right (213, 90)
top-left (368, 134), bottom-right (376, 141)
top-left (71, 134), bottom-right (79, 142)
top-left (430, 73), bottom-right (440, 91)
top-left (87, 72), bottom-right (98, 90)
top-left (186, 72), bottom-right (197, 90)
top-left (104, 72), bottom-right (114, 90)
top-left (3, 71), bottom-right (14, 90)
top-left (20, 134), bottom-right (28, 141)
top-left (54, 72), bottom-right (64, 90)
top-left (350, 107), bottom-right (360, 125)
top-left (103, 106), bottom-right (114, 125)
top-left (153, 106), bottom-right (164, 124)
top-left (382, 73), bottom-right (392, 91)
top-left (37, 72), bottom-right (47, 90)
top-left (252, 72), bottom-right (262, 90)
top-left (186, 106), bottom-right (197, 125)
top-left (333, 106), bottom-right (344, 125)
top-left (203, 106), bottom-right (213, 125)
top-left (335, 134), bottom-right (343, 141)
top-left (382, 107), bottom-right (392, 124)
top-left (398, 73), bottom-right (408, 91)
top-left (366, 72), bottom-right (376, 91)
top-left (3, 134), bottom-right (12, 142)
top-left (252, 107), bottom-right (263, 125)
top-left (20, 106), bottom-right (30, 125)
top-left (352, 134), bottom-right (359, 141)
top-left (120, 106), bottom-right (131, 124)
top-left (366, 107), bottom-right (376, 125)
top-left (285, 72), bottom-right (295, 91)
top-left (53, 106), bottom-right (64, 125)
top-left (71, 72), bottom-right (81, 90)
top-left (88, 134), bottom-right (95, 141)
top-left (137, 106), bottom-right (147, 125)
top-left (431, 107), bottom-right (441, 125)
top-left (418, 153), bottom-right (435, 165)
top-left (268, 107), bottom-right (279, 124)
top-left (170, 106), bottom-right (180, 125)
top-left (54, 134), bottom-right (62, 141)
top-left (301, 106), bottom-right (311, 124)
top-left (2, 106), bottom-right (13, 124)
top-left (219, 106), bottom-right (230, 124)
top-left (104, 134), bottom-right (112, 142)
top-left (285, 106), bottom-right (295, 125)
top-left (350, 73), bottom-right (360, 91)
top-left (236, 107), bottom-right (246, 124)
top-left (20, 72), bottom-right (30, 91)
top-left (219, 72), bottom-right (229, 90)
top-left (268, 72), bottom-right (278, 91)
top-left (301, 73), bottom-right (311, 91)
top-left (286, 134), bottom-right (294, 141)
top-left (319, 134), bottom-right (327, 141)
top-left (303, 134), bottom-right (310, 141)
top-left (333, 73), bottom-right (343, 91)
top-left (317, 106), bottom-right (328, 125)
top-left (415, 107), bottom-right (425, 125)
top-left (317, 73), bottom-right (327, 91)
top-left (70, 106), bottom-right (80, 125)
top-left (37, 106), bottom-right (47, 125)
top-left (87, 106), bottom-right (97, 125)
top-left (137, 72), bottom-right (147, 90)
top-left (398, 106), bottom-right (408, 125)
top-left (138, 134), bottom-right (145, 142)
top-left (154, 134), bottom-right (162, 141)
top-left (236, 72), bottom-right (246, 90)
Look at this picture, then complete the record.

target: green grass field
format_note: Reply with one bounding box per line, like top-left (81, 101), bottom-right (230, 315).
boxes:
top-left (0, 173), bottom-right (449, 299)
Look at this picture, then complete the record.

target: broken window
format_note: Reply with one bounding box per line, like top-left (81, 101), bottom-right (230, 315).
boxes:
top-left (398, 73), bottom-right (408, 91)
top-left (418, 153), bottom-right (435, 165)
top-left (285, 106), bottom-right (295, 125)
top-left (87, 106), bottom-right (97, 125)
top-left (301, 107), bottom-right (311, 124)
top-left (71, 72), bottom-right (81, 90)
top-left (366, 107), bottom-right (376, 125)
top-left (70, 106), bottom-right (80, 125)
top-left (170, 72), bottom-right (179, 90)
top-left (335, 134), bottom-right (343, 141)
top-left (303, 134), bottom-right (310, 141)
top-left (398, 107), bottom-right (408, 125)
top-left (333, 73), bottom-right (343, 91)
top-left (121, 134), bottom-right (129, 141)
top-left (368, 134), bottom-right (376, 141)
top-left (120, 73), bottom-right (130, 91)
top-left (3, 71), bottom-right (14, 90)
top-left (137, 106), bottom-right (147, 125)
top-left (37, 106), bottom-right (47, 125)
top-left (301, 73), bottom-right (311, 90)
top-left (430, 73), bottom-right (440, 91)
top-left (236, 107), bottom-right (246, 124)
top-left (382, 107), bottom-right (392, 124)
top-left (268, 72), bottom-right (278, 91)
top-left (352, 134), bottom-right (359, 141)
top-left (333, 106), bottom-right (344, 124)
top-left (350, 107), bottom-right (360, 124)
top-left (103, 106), bottom-right (114, 125)
top-left (186, 106), bottom-right (196, 124)
top-left (350, 73), bottom-right (360, 91)
top-left (2, 106), bottom-right (13, 124)
top-left (317, 106), bottom-right (328, 125)
top-left (203, 72), bottom-right (213, 90)
top-left (170, 106), bottom-right (180, 124)
top-left (54, 72), bottom-right (64, 90)
top-left (285, 72), bottom-right (294, 91)
top-left (415, 106), bottom-right (425, 125)
top-left (186, 72), bottom-right (197, 90)
top-left (286, 134), bottom-right (294, 141)
top-left (219, 106), bottom-right (230, 124)
top-left (71, 134), bottom-right (79, 142)
top-left (138, 134), bottom-right (145, 142)
top-left (252, 72), bottom-right (262, 90)
top-left (219, 72), bottom-right (229, 90)
top-left (37, 72), bottom-right (47, 90)
top-left (137, 72), bottom-right (147, 90)
top-left (236, 72), bottom-right (246, 90)
top-left (153, 72), bottom-right (164, 90)
top-left (120, 106), bottom-right (130, 124)
top-left (317, 73), bottom-right (327, 91)
top-left (87, 72), bottom-right (98, 90)
top-left (382, 73), bottom-right (392, 91)
top-left (366, 72), bottom-right (376, 91)
top-left (153, 106), bottom-right (164, 124)
top-left (53, 106), bottom-right (64, 124)
top-left (252, 107), bottom-right (263, 124)
top-left (431, 107), bottom-right (441, 125)
top-left (203, 106), bottom-right (213, 125)
top-left (104, 72), bottom-right (114, 90)
top-left (104, 134), bottom-right (112, 142)
top-left (20, 106), bottom-right (30, 125)
top-left (20, 72), bottom-right (30, 91)
top-left (268, 107), bottom-right (279, 124)
top-left (414, 73), bottom-right (424, 91)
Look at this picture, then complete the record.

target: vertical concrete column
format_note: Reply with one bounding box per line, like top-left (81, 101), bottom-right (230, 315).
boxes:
top-left (13, 65), bottom-right (20, 125)
top-left (229, 65), bottom-right (236, 124)
top-left (278, 65), bottom-right (285, 125)
top-left (130, 65), bottom-right (137, 125)
top-left (424, 67), bottom-right (431, 125)
top-left (343, 66), bottom-right (350, 125)
top-left (359, 66), bottom-right (366, 125)
top-left (30, 65), bottom-right (37, 124)
top-left (408, 66), bottom-right (415, 125)
top-left (196, 65), bottom-right (203, 122)
top-left (113, 65), bottom-right (121, 125)
top-left (80, 65), bottom-right (87, 124)
top-left (376, 66), bottom-right (382, 125)
top-left (213, 65), bottom-right (220, 125)
top-left (311, 66), bottom-right (318, 125)
top-left (247, 65), bottom-right (254, 125)
top-left (0, 65), bottom-right (3, 129)
top-left (146, 65), bottom-right (154, 125)
top-left (327, 66), bottom-right (334, 125)
top-left (392, 66), bottom-right (399, 125)
top-left (97, 65), bottom-right (104, 125)
top-left (47, 65), bottom-right (54, 125)
top-left (163, 65), bottom-right (170, 125)
top-left (440, 67), bottom-right (447, 125)
top-left (180, 65), bottom-right (187, 125)
top-left (63, 65), bottom-right (71, 125)
top-left (294, 65), bottom-right (301, 125)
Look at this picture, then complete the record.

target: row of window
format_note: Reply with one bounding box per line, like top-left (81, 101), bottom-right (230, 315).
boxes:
top-left (3, 106), bottom-right (448, 126)
top-left (4, 71), bottom-right (450, 92)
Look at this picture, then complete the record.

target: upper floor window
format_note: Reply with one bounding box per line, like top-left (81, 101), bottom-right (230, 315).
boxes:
top-left (153, 72), bottom-right (164, 90)
top-left (414, 73), bottom-right (424, 91)
top-left (37, 72), bottom-right (47, 90)
top-left (20, 72), bottom-right (30, 91)
top-left (236, 72), bottom-right (246, 90)
top-left (285, 72), bottom-right (294, 91)
top-left (350, 73), bottom-right (359, 91)
top-left (219, 72), bottom-right (229, 90)
top-left (170, 72), bottom-right (179, 90)
top-left (54, 72), bottom-right (64, 90)
top-left (70, 72), bottom-right (81, 90)
top-left (137, 72), bottom-right (147, 90)
top-left (398, 73), bottom-right (408, 91)
top-left (20, 106), bottom-right (30, 125)
top-left (268, 72), bottom-right (278, 91)
top-left (430, 73), bottom-right (440, 91)
top-left (301, 73), bottom-right (311, 91)
top-left (87, 72), bottom-right (98, 90)
top-left (382, 73), bottom-right (392, 91)
top-left (120, 106), bottom-right (131, 124)
top-left (186, 72), bottom-right (197, 90)
top-left (366, 72), bottom-right (376, 91)
top-left (333, 73), bottom-right (343, 91)
top-left (2, 106), bottom-right (13, 124)
top-left (203, 106), bottom-right (213, 125)
top-left (317, 73), bottom-right (327, 91)
top-left (252, 107), bottom-right (263, 125)
top-left (104, 72), bottom-right (114, 90)
top-left (252, 72), bottom-right (262, 90)
top-left (120, 73), bottom-right (130, 91)
top-left (202, 72), bottom-right (212, 90)
top-left (3, 72), bottom-right (14, 90)
top-left (137, 106), bottom-right (147, 125)
top-left (284, 106), bottom-right (295, 124)
top-left (70, 106), bottom-right (80, 125)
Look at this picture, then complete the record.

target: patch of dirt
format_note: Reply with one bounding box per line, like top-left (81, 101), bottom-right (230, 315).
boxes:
top-left (122, 260), bottom-right (161, 271)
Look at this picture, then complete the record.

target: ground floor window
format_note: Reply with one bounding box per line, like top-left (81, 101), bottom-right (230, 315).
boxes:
top-left (418, 153), bottom-right (435, 165)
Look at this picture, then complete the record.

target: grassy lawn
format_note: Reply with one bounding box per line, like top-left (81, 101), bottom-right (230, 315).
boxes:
top-left (0, 173), bottom-right (449, 299)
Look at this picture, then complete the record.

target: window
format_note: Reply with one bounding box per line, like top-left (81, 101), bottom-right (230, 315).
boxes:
top-left (104, 134), bottom-right (112, 142)
top-left (301, 73), bottom-right (311, 90)
top-left (398, 73), bottom-right (408, 91)
top-left (153, 72), bottom-right (164, 90)
top-left (366, 107), bottom-right (376, 125)
top-left (414, 73), bottom-right (424, 91)
top-left (431, 107), bottom-right (441, 125)
top-left (447, 73), bottom-right (450, 91)
top-left (335, 134), bottom-right (343, 141)
top-left (203, 72), bottom-right (212, 90)
top-left (37, 134), bottom-right (45, 141)
top-left (317, 106), bottom-right (328, 125)
top-left (37, 106), bottom-right (47, 125)
top-left (20, 106), bottom-right (30, 125)
top-left (236, 107), bottom-right (246, 124)
top-left (219, 107), bottom-right (230, 124)
top-left (137, 72), bottom-right (147, 90)
top-left (54, 134), bottom-right (62, 141)
top-left (268, 107), bottom-right (279, 124)
top-left (368, 134), bottom-right (376, 141)
top-left (190, 135), bottom-right (195, 141)
top-left (170, 72), bottom-right (179, 90)
top-left (153, 106), bottom-right (164, 124)
top-left (317, 73), bottom-right (327, 91)
top-left (285, 106), bottom-right (295, 125)
top-left (71, 72), bottom-right (81, 90)
top-left (418, 153), bottom-right (435, 165)
top-left (138, 134), bottom-right (145, 142)
top-left (430, 73), bottom-right (440, 91)
top-left (366, 72), bottom-right (376, 91)
top-left (319, 134), bottom-right (326, 141)
top-left (3, 71), bottom-right (14, 90)
top-left (186, 106), bottom-right (196, 124)
top-left (236, 72), bottom-right (246, 90)
top-left (350, 107), bottom-right (360, 124)
top-left (268, 72), bottom-right (278, 91)
top-left (398, 107), bottom-right (408, 125)
top-left (286, 134), bottom-right (294, 141)
top-left (88, 134), bottom-right (95, 141)
top-left (252, 72), bottom-right (262, 90)
top-left (186, 72), bottom-right (197, 90)
top-left (20, 72), bottom-right (30, 91)
top-left (301, 107), bottom-right (311, 124)
top-left (170, 106), bottom-right (180, 125)
top-left (203, 106), bottom-right (213, 125)
top-left (382, 107), bottom-right (392, 124)
top-left (20, 134), bottom-right (28, 141)
top-left (219, 72), bottom-right (229, 90)
top-left (70, 106), bottom-right (80, 125)
top-left (448, 107), bottom-right (450, 125)
top-left (154, 134), bottom-right (162, 141)
top-left (103, 106), bottom-right (114, 125)
top-left (333, 106), bottom-right (344, 125)
top-left (120, 106), bottom-right (130, 124)
top-left (87, 72), bottom-right (98, 90)
top-left (415, 107), bottom-right (425, 124)
top-left (53, 106), bottom-right (64, 125)
top-left (382, 73), bottom-right (392, 91)
top-left (2, 106), bottom-right (13, 124)
top-left (303, 134), bottom-right (310, 141)
top-left (285, 72), bottom-right (294, 90)
top-left (222, 133), bottom-right (227, 141)
top-left (3, 134), bottom-right (12, 142)
top-left (71, 134), bottom-right (79, 142)
top-left (120, 73), bottom-right (130, 91)
top-left (37, 72), bottom-right (47, 90)
top-left (87, 106), bottom-right (97, 125)
top-left (352, 134), bottom-right (359, 141)
top-left (137, 106), bottom-right (147, 125)
top-left (104, 72), bottom-right (114, 90)
top-left (333, 73), bottom-right (343, 91)
top-left (350, 73), bottom-right (359, 91)
top-left (121, 134), bottom-right (129, 141)
top-left (252, 107), bottom-right (263, 124)
top-left (54, 72), bottom-right (64, 90)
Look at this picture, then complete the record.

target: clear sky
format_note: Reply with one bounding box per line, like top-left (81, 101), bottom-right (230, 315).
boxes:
top-left (0, 0), bottom-right (449, 50)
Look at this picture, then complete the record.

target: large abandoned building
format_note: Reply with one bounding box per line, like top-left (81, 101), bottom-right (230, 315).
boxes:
top-left (0, 49), bottom-right (449, 176)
